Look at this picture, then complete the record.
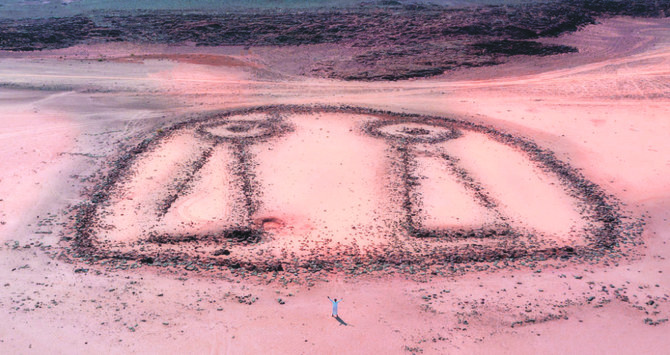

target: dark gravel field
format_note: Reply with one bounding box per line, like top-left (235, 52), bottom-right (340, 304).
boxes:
top-left (1, 0), bottom-right (668, 80)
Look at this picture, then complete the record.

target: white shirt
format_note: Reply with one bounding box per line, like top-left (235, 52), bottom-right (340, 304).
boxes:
top-left (330, 299), bottom-right (342, 315)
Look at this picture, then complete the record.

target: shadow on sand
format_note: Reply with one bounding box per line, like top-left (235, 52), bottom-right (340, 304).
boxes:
top-left (333, 315), bottom-right (349, 326)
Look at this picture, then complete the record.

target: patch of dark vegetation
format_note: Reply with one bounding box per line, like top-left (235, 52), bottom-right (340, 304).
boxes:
top-left (1, 1), bottom-right (668, 80)
top-left (65, 105), bottom-right (643, 276)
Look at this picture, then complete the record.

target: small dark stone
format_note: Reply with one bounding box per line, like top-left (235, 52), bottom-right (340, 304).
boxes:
top-left (213, 249), bottom-right (231, 256)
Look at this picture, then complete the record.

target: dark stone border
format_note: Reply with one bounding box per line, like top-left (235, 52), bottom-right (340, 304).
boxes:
top-left (365, 119), bottom-right (462, 144)
top-left (65, 104), bottom-right (641, 274)
top-left (196, 113), bottom-right (293, 143)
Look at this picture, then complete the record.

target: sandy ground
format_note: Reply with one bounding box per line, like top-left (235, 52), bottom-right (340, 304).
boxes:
top-left (1, 16), bottom-right (669, 354)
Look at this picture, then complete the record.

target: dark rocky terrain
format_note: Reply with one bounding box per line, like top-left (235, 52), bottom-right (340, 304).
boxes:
top-left (1, 0), bottom-right (668, 80)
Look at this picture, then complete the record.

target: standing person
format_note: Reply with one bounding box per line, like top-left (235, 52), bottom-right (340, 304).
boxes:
top-left (327, 296), bottom-right (343, 317)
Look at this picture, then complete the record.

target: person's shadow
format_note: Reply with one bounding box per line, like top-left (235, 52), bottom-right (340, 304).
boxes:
top-left (334, 315), bottom-right (349, 326)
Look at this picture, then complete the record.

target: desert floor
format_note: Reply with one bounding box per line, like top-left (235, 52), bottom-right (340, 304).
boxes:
top-left (1, 16), bottom-right (669, 354)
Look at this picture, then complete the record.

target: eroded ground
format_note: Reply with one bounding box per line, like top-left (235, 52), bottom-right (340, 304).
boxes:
top-left (0, 16), bottom-right (669, 355)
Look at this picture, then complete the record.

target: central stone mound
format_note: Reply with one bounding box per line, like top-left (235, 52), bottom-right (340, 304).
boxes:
top-left (71, 106), bottom-right (624, 272)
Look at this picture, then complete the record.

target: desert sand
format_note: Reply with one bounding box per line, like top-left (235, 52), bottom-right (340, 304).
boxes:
top-left (1, 16), bottom-right (669, 354)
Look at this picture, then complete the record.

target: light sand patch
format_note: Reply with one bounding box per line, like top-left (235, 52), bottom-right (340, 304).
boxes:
top-left (443, 131), bottom-right (587, 241)
top-left (154, 144), bottom-right (237, 236)
top-left (0, 102), bottom-right (76, 241)
top-left (98, 130), bottom-right (210, 243)
top-left (253, 113), bottom-right (395, 248)
top-left (414, 153), bottom-right (499, 230)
